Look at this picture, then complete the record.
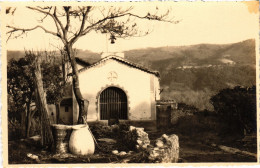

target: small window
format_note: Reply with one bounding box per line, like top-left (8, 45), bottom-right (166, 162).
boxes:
top-left (65, 106), bottom-right (69, 112)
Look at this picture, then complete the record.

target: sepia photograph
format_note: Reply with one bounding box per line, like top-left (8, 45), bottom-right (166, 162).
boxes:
top-left (1, 1), bottom-right (259, 166)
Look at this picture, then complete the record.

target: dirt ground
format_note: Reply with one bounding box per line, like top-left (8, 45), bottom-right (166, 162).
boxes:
top-left (8, 127), bottom-right (257, 164)
top-left (178, 136), bottom-right (257, 162)
top-left (149, 129), bottom-right (257, 163)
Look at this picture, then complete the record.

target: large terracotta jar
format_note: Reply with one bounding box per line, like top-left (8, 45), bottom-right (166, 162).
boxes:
top-left (69, 124), bottom-right (95, 155)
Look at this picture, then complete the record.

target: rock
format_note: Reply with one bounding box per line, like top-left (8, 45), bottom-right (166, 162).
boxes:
top-left (137, 140), bottom-right (142, 145)
top-left (129, 126), bottom-right (136, 131)
top-left (112, 150), bottom-right (119, 154)
top-left (155, 140), bottom-right (164, 147)
top-left (147, 134), bottom-right (179, 163)
top-left (29, 135), bottom-right (41, 141)
top-left (119, 151), bottom-right (127, 156)
top-left (151, 151), bottom-right (159, 157)
top-left (162, 134), bottom-right (168, 140)
top-left (136, 127), bottom-right (145, 132)
top-left (128, 151), bottom-right (134, 154)
top-left (27, 153), bottom-right (39, 161)
top-left (142, 144), bottom-right (148, 149)
top-left (122, 126), bottom-right (150, 151)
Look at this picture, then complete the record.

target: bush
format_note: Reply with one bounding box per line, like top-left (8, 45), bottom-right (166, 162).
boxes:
top-left (210, 86), bottom-right (256, 135)
top-left (175, 113), bottom-right (220, 135)
top-left (8, 120), bottom-right (24, 140)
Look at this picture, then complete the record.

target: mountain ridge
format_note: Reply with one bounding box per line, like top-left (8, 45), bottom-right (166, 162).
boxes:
top-left (7, 39), bottom-right (256, 110)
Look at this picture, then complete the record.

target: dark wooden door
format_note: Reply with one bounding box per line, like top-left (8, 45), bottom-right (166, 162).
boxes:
top-left (100, 87), bottom-right (127, 120)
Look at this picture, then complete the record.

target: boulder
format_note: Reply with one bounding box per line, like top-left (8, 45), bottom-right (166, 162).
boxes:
top-left (122, 126), bottom-right (150, 151)
top-left (148, 134), bottom-right (179, 163)
top-left (112, 150), bottom-right (119, 154)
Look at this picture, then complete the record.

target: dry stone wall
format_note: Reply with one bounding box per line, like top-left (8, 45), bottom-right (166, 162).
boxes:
top-left (121, 125), bottom-right (179, 163)
top-left (122, 126), bottom-right (150, 151)
top-left (147, 134), bottom-right (179, 163)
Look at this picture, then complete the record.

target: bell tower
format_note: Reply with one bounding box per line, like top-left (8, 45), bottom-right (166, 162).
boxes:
top-left (101, 33), bottom-right (124, 58)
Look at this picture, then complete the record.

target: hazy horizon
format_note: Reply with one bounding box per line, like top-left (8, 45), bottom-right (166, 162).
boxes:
top-left (5, 2), bottom-right (258, 53)
top-left (6, 38), bottom-right (256, 53)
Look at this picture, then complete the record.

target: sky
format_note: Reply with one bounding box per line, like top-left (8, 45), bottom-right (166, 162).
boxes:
top-left (5, 1), bottom-right (259, 53)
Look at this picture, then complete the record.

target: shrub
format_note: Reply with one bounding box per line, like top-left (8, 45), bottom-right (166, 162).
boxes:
top-left (210, 86), bottom-right (256, 135)
top-left (175, 113), bottom-right (220, 136)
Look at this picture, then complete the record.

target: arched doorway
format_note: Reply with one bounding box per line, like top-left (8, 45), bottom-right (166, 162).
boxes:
top-left (99, 87), bottom-right (128, 120)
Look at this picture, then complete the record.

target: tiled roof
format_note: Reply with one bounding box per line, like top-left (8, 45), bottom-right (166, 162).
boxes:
top-left (75, 57), bottom-right (91, 67)
top-left (78, 55), bottom-right (160, 77)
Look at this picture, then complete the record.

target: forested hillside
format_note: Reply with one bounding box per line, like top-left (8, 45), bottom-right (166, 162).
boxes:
top-left (124, 39), bottom-right (256, 110)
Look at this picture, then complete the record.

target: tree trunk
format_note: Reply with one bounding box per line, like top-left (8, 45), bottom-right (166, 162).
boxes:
top-left (26, 102), bottom-right (31, 137)
top-left (34, 58), bottom-right (54, 148)
top-left (56, 102), bottom-right (61, 124)
top-left (26, 108), bottom-right (36, 138)
top-left (65, 44), bottom-right (89, 124)
top-left (20, 107), bottom-right (27, 138)
top-left (25, 93), bottom-right (33, 138)
top-left (62, 56), bottom-right (66, 83)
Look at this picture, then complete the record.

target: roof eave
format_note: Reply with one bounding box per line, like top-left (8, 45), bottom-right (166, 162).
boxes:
top-left (78, 56), bottom-right (160, 77)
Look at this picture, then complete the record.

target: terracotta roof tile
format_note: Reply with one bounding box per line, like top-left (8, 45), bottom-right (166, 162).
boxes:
top-left (78, 55), bottom-right (160, 77)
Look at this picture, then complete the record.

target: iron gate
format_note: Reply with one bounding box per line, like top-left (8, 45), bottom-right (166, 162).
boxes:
top-left (100, 87), bottom-right (127, 120)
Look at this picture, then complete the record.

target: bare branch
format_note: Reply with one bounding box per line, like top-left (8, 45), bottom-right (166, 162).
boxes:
top-left (53, 7), bottom-right (65, 38)
top-left (27, 6), bottom-right (53, 18)
top-left (7, 25), bottom-right (61, 39)
top-left (7, 6), bottom-right (177, 46)
top-left (82, 9), bottom-right (175, 37)
top-left (27, 6), bottom-right (63, 39)
top-left (6, 7), bottom-right (16, 15)
top-left (64, 6), bottom-right (71, 33)
top-left (37, 6), bottom-right (52, 23)
top-left (70, 6), bottom-right (92, 44)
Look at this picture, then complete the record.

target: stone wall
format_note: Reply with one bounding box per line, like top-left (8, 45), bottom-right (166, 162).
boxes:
top-left (171, 109), bottom-right (193, 125)
top-left (147, 134), bottom-right (179, 163)
top-left (156, 100), bottom-right (194, 126)
top-left (121, 125), bottom-right (179, 163)
top-left (122, 126), bottom-right (150, 151)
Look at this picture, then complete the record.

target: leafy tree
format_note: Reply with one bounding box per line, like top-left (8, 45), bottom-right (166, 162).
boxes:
top-left (210, 86), bottom-right (256, 135)
top-left (7, 6), bottom-right (177, 124)
top-left (8, 51), bottom-right (66, 138)
top-left (8, 54), bottom-right (35, 137)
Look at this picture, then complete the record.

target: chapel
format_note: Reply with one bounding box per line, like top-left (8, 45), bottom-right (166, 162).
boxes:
top-left (52, 53), bottom-right (161, 125)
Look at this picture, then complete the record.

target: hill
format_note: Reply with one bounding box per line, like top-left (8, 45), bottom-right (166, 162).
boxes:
top-left (123, 39), bottom-right (256, 110)
top-left (7, 39), bottom-right (256, 110)
top-left (124, 39), bottom-right (255, 68)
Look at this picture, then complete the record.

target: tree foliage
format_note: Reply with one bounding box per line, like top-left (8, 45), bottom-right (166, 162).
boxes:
top-left (8, 51), bottom-right (66, 138)
top-left (210, 86), bottom-right (256, 134)
top-left (8, 54), bottom-right (35, 123)
top-left (8, 51), bottom-right (65, 104)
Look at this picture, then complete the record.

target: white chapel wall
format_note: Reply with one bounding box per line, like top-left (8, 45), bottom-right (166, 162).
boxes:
top-left (78, 59), bottom-right (155, 121)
